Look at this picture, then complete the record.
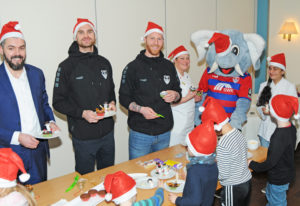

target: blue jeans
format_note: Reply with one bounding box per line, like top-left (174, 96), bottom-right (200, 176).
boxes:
top-left (266, 183), bottom-right (289, 206)
top-left (72, 130), bottom-right (115, 175)
top-left (258, 135), bottom-right (270, 148)
top-left (129, 130), bottom-right (170, 160)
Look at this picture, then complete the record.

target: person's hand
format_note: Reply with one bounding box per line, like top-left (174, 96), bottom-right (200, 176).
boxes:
top-left (19, 133), bottom-right (39, 149)
top-left (262, 107), bottom-right (270, 115)
top-left (82, 110), bottom-right (102, 123)
top-left (163, 90), bottom-right (180, 103)
top-left (168, 193), bottom-right (178, 204)
top-left (248, 159), bottom-right (252, 166)
top-left (194, 94), bottom-right (202, 102)
top-left (49, 122), bottom-right (60, 132)
top-left (186, 90), bottom-right (197, 99)
top-left (108, 101), bottom-right (117, 112)
top-left (140, 107), bottom-right (159, 119)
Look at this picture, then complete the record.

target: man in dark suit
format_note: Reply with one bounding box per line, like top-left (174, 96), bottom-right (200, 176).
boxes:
top-left (0, 21), bottom-right (60, 184)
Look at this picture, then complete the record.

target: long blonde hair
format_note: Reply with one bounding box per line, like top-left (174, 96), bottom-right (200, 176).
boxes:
top-left (0, 184), bottom-right (36, 206)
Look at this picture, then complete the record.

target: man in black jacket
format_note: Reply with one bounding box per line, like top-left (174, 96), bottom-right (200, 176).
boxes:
top-left (119, 21), bottom-right (181, 160)
top-left (53, 18), bottom-right (116, 175)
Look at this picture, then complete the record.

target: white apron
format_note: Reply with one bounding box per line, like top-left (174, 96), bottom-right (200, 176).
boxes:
top-left (170, 71), bottom-right (195, 146)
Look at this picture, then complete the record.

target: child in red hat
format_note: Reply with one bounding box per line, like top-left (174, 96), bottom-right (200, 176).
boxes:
top-left (104, 171), bottom-right (164, 206)
top-left (168, 120), bottom-right (218, 205)
top-left (249, 94), bottom-right (299, 206)
top-left (201, 96), bottom-right (252, 206)
top-left (0, 148), bottom-right (36, 206)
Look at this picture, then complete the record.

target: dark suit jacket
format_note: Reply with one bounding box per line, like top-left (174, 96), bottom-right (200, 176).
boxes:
top-left (0, 62), bottom-right (55, 184)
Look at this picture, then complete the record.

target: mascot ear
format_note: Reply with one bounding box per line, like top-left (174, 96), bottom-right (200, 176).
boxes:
top-left (191, 30), bottom-right (216, 61)
top-left (243, 33), bottom-right (265, 71)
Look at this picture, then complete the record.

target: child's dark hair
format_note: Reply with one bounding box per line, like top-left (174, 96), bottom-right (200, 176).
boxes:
top-left (256, 78), bottom-right (272, 107)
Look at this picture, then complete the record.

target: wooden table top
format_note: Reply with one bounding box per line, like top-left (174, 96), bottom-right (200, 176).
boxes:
top-left (33, 145), bottom-right (267, 206)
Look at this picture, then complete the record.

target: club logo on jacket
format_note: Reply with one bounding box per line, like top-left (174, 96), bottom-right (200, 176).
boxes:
top-left (233, 77), bottom-right (240, 83)
top-left (163, 75), bottom-right (170, 85)
top-left (101, 70), bottom-right (108, 79)
top-left (214, 83), bottom-right (233, 93)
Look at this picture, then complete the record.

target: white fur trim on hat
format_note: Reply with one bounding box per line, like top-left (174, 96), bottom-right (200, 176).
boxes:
top-left (113, 186), bottom-right (137, 205)
top-left (0, 178), bottom-right (17, 188)
top-left (105, 193), bottom-right (112, 201)
top-left (73, 22), bottom-right (96, 40)
top-left (268, 62), bottom-right (286, 71)
top-left (19, 173), bottom-right (30, 183)
top-left (214, 117), bottom-right (229, 131)
top-left (172, 51), bottom-right (189, 62)
top-left (199, 106), bottom-right (205, 112)
top-left (294, 113), bottom-right (300, 119)
top-left (0, 32), bottom-right (24, 43)
top-left (143, 28), bottom-right (164, 39)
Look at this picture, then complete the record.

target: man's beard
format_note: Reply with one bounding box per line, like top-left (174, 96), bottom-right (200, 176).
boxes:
top-left (146, 44), bottom-right (162, 57)
top-left (4, 53), bottom-right (26, 71)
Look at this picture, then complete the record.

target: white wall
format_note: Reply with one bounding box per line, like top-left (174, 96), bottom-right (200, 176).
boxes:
top-left (268, 0), bottom-right (300, 86)
top-left (0, 0), bottom-right (255, 179)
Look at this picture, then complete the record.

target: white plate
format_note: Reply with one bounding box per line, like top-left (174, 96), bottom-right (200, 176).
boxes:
top-left (136, 176), bottom-right (158, 189)
top-left (150, 169), bottom-right (175, 180)
top-left (36, 131), bottom-right (61, 139)
top-left (164, 179), bottom-right (185, 193)
top-left (128, 173), bottom-right (147, 180)
top-left (58, 182), bottom-right (105, 206)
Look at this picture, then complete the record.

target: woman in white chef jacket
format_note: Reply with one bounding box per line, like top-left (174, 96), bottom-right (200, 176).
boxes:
top-left (256, 53), bottom-right (297, 148)
top-left (168, 45), bottom-right (196, 146)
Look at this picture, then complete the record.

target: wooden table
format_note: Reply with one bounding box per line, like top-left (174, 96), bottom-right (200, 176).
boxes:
top-left (33, 145), bottom-right (267, 206)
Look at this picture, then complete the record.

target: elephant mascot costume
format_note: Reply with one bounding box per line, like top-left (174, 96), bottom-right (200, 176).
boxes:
top-left (192, 30), bottom-right (265, 129)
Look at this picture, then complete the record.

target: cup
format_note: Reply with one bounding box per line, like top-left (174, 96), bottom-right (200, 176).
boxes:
top-left (247, 139), bottom-right (259, 150)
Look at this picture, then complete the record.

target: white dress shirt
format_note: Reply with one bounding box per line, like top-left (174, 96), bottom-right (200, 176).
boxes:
top-left (5, 63), bottom-right (41, 145)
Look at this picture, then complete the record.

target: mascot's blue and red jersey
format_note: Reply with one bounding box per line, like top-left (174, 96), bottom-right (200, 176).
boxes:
top-left (198, 67), bottom-right (252, 117)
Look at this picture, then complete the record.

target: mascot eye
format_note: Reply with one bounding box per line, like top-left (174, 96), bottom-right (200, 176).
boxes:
top-left (231, 45), bottom-right (239, 55)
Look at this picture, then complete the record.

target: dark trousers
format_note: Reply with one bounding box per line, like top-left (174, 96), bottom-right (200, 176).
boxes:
top-left (221, 179), bottom-right (252, 206)
top-left (72, 130), bottom-right (115, 175)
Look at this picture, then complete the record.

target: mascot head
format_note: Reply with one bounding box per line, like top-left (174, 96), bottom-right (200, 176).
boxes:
top-left (191, 30), bottom-right (265, 77)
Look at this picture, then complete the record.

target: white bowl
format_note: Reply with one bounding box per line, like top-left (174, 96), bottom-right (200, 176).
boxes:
top-left (247, 140), bottom-right (259, 150)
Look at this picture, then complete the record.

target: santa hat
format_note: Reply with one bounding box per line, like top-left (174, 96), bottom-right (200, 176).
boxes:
top-left (186, 120), bottom-right (217, 156)
top-left (0, 148), bottom-right (30, 188)
top-left (104, 171), bottom-right (137, 205)
top-left (206, 32), bottom-right (231, 56)
top-left (73, 18), bottom-right (96, 40)
top-left (199, 97), bottom-right (229, 131)
top-left (267, 53), bottom-right (286, 71)
top-left (0, 21), bottom-right (24, 43)
top-left (168, 45), bottom-right (189, 62)
top-left (142, 21), bottom-right (164, 40)
top-left (269, 94), bottom-right (299, 122)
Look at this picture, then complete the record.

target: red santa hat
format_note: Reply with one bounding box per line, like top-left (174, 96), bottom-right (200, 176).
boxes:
top-left (0, 148), bottom-right (30, 188)
top-left (186, 120), bottom-right (217, 156)
top-left (206, 32), bottom-right (231, 56)
top-left (142, 21), bottom-right (164, 40)
top-left (267, 53), bottom-right (286, 71)
top-left (168, 45), bottom-right (189, 62)
top-left (104, 171), bottom-right (137, 205)
top-left (73, 18), bottom-right (96, 40)
top-left (269, 94), bottom-right (299, 122)
top-left (0, 21), bottom-right (24, 43)
top-left (199, 97), bottom-right (229, 131)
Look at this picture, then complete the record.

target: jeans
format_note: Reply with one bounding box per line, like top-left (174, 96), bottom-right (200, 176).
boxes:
top-left (72, 130), bottom-right (115, 175)
top-left (266, 182), bottom-right (289, 206)
top-left (129, 129), bottom-right (170, 160)
top-left (221, 179), bottom-right (252, 206)
top-left (259, 135), bottom-right (270, 148)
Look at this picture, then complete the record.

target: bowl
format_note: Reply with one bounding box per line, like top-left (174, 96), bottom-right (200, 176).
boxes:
top-left (247, 140), bottom-right (259, 150)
